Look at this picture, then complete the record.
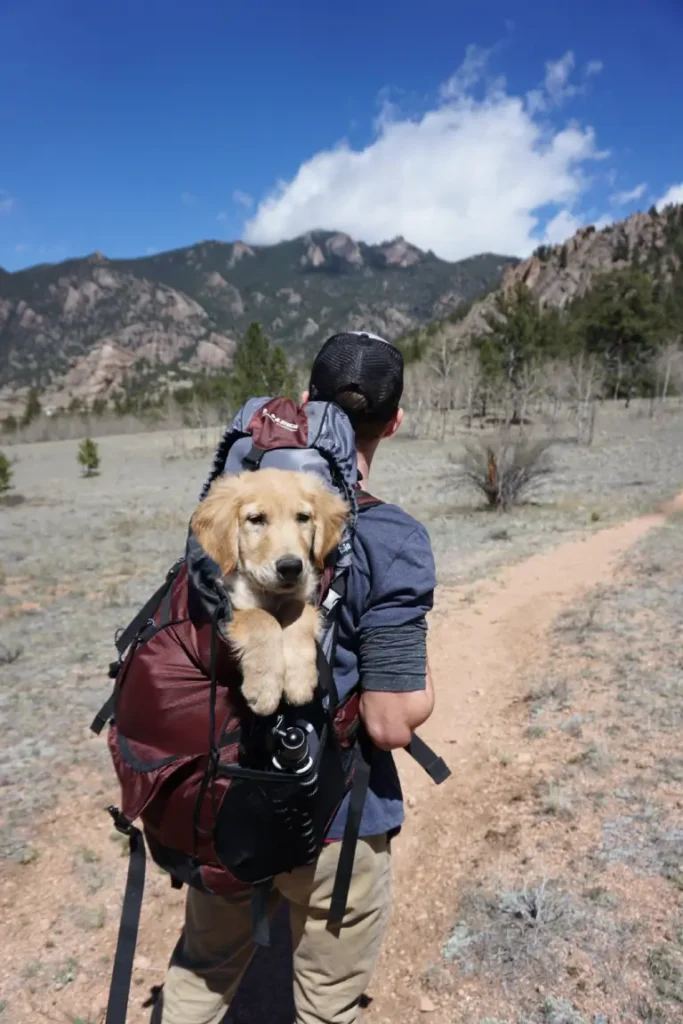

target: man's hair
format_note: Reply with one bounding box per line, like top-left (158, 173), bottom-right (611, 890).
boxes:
top-left (308, 332), bottom-right (404, 443)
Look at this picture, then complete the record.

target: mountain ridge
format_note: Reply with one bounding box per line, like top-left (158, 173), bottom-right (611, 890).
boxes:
top-left (0, 231), bottom-right (516, 411)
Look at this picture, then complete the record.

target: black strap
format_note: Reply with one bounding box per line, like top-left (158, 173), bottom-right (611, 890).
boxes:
top-left (328, 747), bottom-right (372, 926)
top-left (316, 640), bottom-right (340, 708)
top-left (90, 563), bottom-right (182, 737)
top-left (103, 814), bottom-right (147, 1024)
top-left (355, 489), bottom-right (384, 512)
top-left (242, 445), bottom-right (266, 470)
top-left (404, 734), bottom-right (451, 785)
top-left (114, 564), bottom-right (180, 658)
top-left (251, 879), bottom-right (273, 947)
top-left (91, 693), bottom-right (116, 736)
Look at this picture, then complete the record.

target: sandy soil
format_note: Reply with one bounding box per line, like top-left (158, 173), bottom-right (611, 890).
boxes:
top-left (2, 414), bottom-right (683, 1024)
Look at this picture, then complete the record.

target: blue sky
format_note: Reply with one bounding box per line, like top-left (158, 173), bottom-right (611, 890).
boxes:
top-left (1, 0), bottom-right (682, 272)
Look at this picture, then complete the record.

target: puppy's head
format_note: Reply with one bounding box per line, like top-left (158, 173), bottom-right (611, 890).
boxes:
top-left (191, 467), bottom-right (349, 598)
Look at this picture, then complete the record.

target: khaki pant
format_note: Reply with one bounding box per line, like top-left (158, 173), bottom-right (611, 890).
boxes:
top-left (160, 835), bottom-right (392, 1024)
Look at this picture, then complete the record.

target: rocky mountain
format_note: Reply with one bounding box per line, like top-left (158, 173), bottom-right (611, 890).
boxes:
top-left (413, 204), bottom-right (683, 350)
top-left (0, 232), bottom-right (516, 409)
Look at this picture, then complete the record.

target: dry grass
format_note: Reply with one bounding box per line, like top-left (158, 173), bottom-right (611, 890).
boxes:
top-left (2, 407), bottom-right (683, 1022)
top-left (422, 515), bottom-right (683, 1023)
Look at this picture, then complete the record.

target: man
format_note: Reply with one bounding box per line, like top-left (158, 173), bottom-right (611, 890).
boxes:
top-left (157, 331), bottom-right (437, 1024)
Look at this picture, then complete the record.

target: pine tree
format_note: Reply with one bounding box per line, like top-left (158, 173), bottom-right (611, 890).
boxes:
top-left (0, 450), bottom-right (12, 501)
top-left (230, 322), bottom-right (274, 405)
top-left (78, 438), bottom-right (100, 477)
top-left (571, 268), bottom-right (666, 400)
top-left (230, 323), bottom-right (297, 405)
top-left (268, 344), bottom-right (296, 397)
top-left (21, 387), bottom-right (41, 427)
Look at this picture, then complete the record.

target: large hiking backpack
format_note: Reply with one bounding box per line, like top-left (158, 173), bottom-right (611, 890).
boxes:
top-left (93, 396), bottom-right (450, 1024)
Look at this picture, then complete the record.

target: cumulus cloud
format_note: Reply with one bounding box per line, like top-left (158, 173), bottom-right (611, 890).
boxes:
top-left (656, 183), bottom-right (683, 210)
top-left (610, 182), bottom-right (647, 206)
top-left (0, 190), bottom-right (15, 215)
top-left (543, 209), bottom-right (583, 244)
top-left (244, 48), bottom-right (606, 260)
top-left (232, 189), bottom-right (254, 210)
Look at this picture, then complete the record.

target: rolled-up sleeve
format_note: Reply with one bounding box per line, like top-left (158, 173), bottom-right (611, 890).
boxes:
top-left (358, 524), bottom-right (436, 693)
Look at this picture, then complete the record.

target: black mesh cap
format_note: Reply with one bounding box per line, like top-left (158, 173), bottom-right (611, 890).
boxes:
top-left (308, 331), bottom-right (404, 422)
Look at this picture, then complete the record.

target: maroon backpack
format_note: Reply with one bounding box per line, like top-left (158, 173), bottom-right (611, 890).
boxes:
top-left (92, 397), bottom-right (450, 1024)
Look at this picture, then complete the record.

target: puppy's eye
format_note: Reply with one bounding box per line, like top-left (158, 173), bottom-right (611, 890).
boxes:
top-left (246, 512), bottom-right (266, 526)
top-left (296, 512), bottom-right (312, 524)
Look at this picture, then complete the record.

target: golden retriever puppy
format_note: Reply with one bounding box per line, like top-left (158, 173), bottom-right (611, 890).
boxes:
top-left (191, 468), bottom-right (348, 716)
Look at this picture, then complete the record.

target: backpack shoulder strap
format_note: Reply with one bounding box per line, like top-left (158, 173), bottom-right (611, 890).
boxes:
top-left (355, 488), bottom-right (383, 512)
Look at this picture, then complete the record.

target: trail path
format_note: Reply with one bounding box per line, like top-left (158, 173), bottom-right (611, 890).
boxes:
top-left (4, 496), bottom-right (682, 1024)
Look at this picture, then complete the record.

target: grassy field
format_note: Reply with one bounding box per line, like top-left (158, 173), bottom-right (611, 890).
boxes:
top-left (1, 401), bottom-right (683, 1023)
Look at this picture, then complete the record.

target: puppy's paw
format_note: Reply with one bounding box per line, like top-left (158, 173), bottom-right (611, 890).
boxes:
top-left (283, 659), bottom-right (318, 707)
top-left (241, 672), bottom-right (284, 717)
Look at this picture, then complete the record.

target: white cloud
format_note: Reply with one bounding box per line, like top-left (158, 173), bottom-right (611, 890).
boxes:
top-left (544, 51), bottom-right (579, 105)
top-left (14, 242), bottom-right (30, 253)
top-left (543, 209), bottom-right (583, 245)
top-left (656, 183), bottom-right (683, 211)
top-left (439, 44), bottom-right (492, 101)
top-left (232, 189), bottom-right (254, 210)
top-left (244, 48), bottom-right (606, 261)
top-left (216, 210), bottom-right (228, 223)
top-left (180, 191), bottom-right (197, 206)
top-left (585, 60), bottom-right (603, 77)
top-left (0, 190), bottom-right (15, 215)
top-left (610, 182), bottom-right (647, 206)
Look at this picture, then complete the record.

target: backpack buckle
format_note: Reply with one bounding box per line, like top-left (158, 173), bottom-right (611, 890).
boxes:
top-left (107, 805), bottom-right (136, 836)
top-left (108, 659), bottom-right (121, 679)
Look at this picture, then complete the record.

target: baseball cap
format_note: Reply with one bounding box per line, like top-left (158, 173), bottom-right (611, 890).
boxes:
top-left (308, 331), bottom-right (404, 423)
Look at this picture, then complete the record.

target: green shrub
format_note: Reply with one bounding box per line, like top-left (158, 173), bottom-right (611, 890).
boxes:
top-left (77, 438), bottom-right (100, 477)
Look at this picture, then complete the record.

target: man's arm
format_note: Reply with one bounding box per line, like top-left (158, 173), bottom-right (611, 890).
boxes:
top-left (360, 658), bottom-right (434, 751)
top-left (354, 521), bottom-right (437, 751)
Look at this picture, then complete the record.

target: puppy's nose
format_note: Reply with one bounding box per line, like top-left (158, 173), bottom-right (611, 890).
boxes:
top-left (276, 556), bottom-right (304, 584)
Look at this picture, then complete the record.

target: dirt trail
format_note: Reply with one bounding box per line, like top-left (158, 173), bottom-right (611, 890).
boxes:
top-left (3, 496), bottom-right (682, 1024)
top-left (367, 494), bottom-right (683, 1022)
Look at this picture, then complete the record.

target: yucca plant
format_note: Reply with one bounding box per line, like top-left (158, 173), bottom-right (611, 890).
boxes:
top-left (450, 434), bottom-right (553, 511)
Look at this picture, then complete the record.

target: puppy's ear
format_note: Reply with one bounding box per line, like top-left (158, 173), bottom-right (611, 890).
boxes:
top-left (311, 486), bottom-right (349, 569)
top-left (191, 477), bottom-right (241, 575)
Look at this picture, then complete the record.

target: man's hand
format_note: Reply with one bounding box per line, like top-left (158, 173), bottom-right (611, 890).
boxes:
top-left (359, 661), bottom-right (435, 751)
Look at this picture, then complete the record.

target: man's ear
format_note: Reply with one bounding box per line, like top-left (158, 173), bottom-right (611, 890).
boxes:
top-left (311, 487), bottom-right (349, 569)
top-left (191, 477), bottom-right (241, 575)
top-left (381, 407), bottom-right (403, 440)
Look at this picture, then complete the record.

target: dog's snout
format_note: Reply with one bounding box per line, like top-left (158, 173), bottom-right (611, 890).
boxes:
top-left (276, 556), bottom-right (304, 583)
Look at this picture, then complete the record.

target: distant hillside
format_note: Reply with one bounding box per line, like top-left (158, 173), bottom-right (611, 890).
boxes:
top-left (399, 204), bottom-right (683, 359)
top-left (0, 232), bottom-right (516, 409)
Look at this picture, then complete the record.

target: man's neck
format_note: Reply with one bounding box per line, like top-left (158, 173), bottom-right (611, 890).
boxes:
top-left (356, 447), bottom-right (373, 486)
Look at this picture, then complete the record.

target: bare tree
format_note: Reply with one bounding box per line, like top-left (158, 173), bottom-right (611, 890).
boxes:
top-left (566, 350), bottom-right (604, 445)
top-left (428, 335), bottom-right (461, 440)
top-left (656, 338), bottom-right (683, 402)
